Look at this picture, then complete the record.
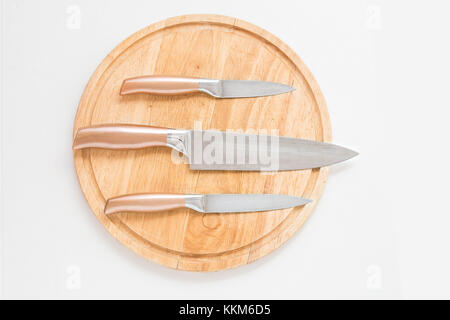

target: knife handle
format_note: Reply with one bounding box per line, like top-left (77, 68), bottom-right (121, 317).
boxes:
top-left (72, 124), bottom-right (170, 150)
top-left (120, 76), bottom-right (201, 96)
top-left (105, 193), bottom-right (204, 214)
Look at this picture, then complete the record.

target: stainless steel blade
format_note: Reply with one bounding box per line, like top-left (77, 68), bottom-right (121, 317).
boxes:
top-left (202, 194), bottom-right (311, 213)
top-left (199, 80), bottom-right (295, 98)
top-left (183, 130), bottom-right (358, 171)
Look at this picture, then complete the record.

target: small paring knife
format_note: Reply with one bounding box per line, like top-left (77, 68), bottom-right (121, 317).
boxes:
top-left (72, 124), bottom-right (358, 171)
top-left (120, 76), bottom-right (295, 98)
top-left (104, 193), bottom-right (311, 215)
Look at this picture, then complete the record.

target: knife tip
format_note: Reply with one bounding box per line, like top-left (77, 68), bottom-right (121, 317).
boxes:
top-left (332, 145), bottom-right (359, 163)
top-left (288, 196), bottom-right (312, 208)
top-left (347, 148), bottom-right (359, 159)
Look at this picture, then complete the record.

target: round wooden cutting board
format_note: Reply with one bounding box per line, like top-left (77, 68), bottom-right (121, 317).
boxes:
top-left (73, 14), bottom-right (331, 271)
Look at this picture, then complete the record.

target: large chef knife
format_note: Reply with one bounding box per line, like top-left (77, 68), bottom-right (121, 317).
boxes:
top-left (73, 124), bottom-right (358, 171)
top-left (120, 76), bottom-right (295, 98)
top-left (104, 193), bottom-right (311, 215)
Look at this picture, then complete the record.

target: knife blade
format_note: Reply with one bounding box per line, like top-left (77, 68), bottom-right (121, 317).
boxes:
top-left (73, 124), bottom-right (358, 171)
top-left (104, 193), bottom-right (311, 215)
top-left (120, 76), bottom-right (295, 98)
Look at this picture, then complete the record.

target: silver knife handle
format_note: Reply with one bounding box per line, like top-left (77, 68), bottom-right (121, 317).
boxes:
top-left (72, 124), bottom-right (176, 150)
top-left (104, 193), bottom-right (204, 214)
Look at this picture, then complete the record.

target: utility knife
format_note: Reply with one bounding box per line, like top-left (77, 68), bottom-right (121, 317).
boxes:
top-left (120, 76), bottom-right (295, 98)
top-left (105, 193), bottom-right (311, 215)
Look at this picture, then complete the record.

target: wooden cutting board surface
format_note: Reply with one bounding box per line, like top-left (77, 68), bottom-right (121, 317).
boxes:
top-left (73, 14), bottom-right (331, 271)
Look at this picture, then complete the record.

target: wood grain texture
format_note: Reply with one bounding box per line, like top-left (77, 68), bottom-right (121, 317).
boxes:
top-left (73, 14), bottom-right (331, 271)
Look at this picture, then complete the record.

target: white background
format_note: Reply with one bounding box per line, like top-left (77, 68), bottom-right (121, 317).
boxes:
top-left (1, 0), bottom-right (450, 299)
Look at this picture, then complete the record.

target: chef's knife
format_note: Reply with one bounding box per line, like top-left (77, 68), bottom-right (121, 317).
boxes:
top-left (104, 193), bottom-right (311, 215)
top-left (120, 76), bottom-right (295, 98)
top-left (73, 124), bottom-right (358, 171)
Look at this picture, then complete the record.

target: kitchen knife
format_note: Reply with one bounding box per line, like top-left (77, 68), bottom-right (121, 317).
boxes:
top-left (73, 124), bottom-right (358, 171)
top-left (104, 193), bottom-right (311, 215)
top-left (120, 76), bottom-right (295, 98)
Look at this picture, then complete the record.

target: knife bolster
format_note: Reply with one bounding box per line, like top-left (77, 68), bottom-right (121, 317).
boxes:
top-left (198, 79), bottom-right (221, 97)
top-left (185, 194), bottom-right (205, 212)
